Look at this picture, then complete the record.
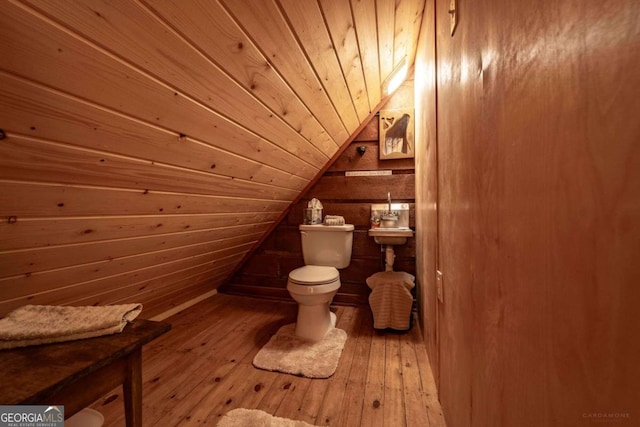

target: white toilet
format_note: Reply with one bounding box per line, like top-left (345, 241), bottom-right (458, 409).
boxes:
top-left (287, 224), bottom-right (354, 341)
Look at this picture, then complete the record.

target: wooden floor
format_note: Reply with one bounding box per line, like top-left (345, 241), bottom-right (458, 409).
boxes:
top-left (91, 294), bottom-right (445, 426)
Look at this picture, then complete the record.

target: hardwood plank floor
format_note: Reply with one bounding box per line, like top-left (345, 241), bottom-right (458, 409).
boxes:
top-left (90, 294), bottom-right (445, 426)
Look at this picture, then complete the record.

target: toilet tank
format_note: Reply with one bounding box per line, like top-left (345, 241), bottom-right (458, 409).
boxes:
top-left (299, 224), bottom-right (354, 268)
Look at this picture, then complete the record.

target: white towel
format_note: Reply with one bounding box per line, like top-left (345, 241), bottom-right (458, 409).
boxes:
top-left (324, 215), bottom-right (345, 225)
top-left (0, 304), bottom-right (142, 350)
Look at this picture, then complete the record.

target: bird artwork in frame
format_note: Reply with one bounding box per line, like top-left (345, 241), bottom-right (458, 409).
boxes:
top-left (379, 108), bottom-right (415, 159)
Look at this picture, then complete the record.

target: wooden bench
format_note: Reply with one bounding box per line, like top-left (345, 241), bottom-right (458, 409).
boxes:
top-left (0, 319), bottom-right (170, 426)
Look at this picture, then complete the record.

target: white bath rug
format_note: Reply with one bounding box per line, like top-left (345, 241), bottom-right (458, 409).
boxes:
top-left (252, 323), bottom-right (347, 379)
top-left (217, 408), bottom-right (320, 427)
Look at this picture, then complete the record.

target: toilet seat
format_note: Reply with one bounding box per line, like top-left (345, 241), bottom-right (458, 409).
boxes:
top-left (288, 265), bottom-right (339, 285)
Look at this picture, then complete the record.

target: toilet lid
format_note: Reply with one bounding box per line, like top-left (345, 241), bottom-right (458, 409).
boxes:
top-left (289, 265), bottom-right (339, 285)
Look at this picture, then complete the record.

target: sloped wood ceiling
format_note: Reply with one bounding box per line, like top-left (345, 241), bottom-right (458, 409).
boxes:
top-left (0, 0), bottom-right (425, 317)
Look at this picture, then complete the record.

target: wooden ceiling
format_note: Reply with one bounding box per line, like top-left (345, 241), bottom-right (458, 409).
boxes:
top-left (0, 0), bottom-right (425, 316)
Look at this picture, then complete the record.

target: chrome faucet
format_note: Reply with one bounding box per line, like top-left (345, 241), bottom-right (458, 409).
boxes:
top-left (382, 192), bottom-right (398, 226)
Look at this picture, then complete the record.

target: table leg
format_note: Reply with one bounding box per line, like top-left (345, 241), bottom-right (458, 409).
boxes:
top-left (123, 347), bottom-right (142, 427)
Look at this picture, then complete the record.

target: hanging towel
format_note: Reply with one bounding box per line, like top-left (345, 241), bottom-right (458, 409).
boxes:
top-left (0, 303), bottom-right (142, 350)
top-left (366, 271), bottom-right (415, 330)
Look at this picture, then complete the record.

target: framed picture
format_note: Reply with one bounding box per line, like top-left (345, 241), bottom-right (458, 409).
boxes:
top-left (379, 108), bottom-right (415, 159)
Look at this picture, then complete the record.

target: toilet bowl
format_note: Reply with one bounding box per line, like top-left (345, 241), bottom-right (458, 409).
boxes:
top-left (287, 265), bottom-right (340, 341)
top-left (287, 224), bottom-right (354, 341)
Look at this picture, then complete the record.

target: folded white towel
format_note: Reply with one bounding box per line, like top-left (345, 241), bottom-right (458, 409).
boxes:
top-left (324, 215), bottom-right (345, 225)
top-left (0, 303), bottom-right (142, 350)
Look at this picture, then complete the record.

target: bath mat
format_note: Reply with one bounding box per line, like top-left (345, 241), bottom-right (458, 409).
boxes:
top-left (217, 408), bottom-right (320, 426)
top-left (253, 323), bottom-right (347, 379)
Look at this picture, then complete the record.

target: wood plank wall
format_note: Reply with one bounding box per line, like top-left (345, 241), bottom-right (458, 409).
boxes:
top-left (224, 81), bottom-right (417, 305)
top-left (414, 0), bottom-right (640, 426)
top-left (413, 0), bottom-right (439, 381)
top-left (0, 0), bottom-right (425, 319)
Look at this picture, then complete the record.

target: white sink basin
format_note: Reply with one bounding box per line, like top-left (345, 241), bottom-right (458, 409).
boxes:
top-left (368, 227), bottom-right (414, 245)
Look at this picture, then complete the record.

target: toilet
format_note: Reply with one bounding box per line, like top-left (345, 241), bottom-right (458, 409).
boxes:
top-left (287, 223), bottom-right (354, 341)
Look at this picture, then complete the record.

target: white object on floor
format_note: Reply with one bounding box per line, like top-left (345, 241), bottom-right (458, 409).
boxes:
top-left (287, 224), bottom-right (353, 341)
top-left (288, 265), bottom-right (340, 341)
top-left (253, 323), bottom-right (347, 379)
top-left (217, 408), bottom-right (321, 427)
top-left (65, 408), bottom-right (104, 427)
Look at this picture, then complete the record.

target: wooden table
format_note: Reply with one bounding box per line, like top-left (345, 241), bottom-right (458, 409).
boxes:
top-left (0, 319), bottom-right (170, 426)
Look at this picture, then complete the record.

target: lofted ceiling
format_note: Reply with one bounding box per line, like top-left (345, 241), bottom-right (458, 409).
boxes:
top-left (0, 0), bottom-right (425, 316)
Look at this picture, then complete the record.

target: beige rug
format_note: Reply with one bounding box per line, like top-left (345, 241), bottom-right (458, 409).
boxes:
top-left (217, 408), bottom-right (320, 426)
top-left (252, 323), bottom-right (347, 379)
